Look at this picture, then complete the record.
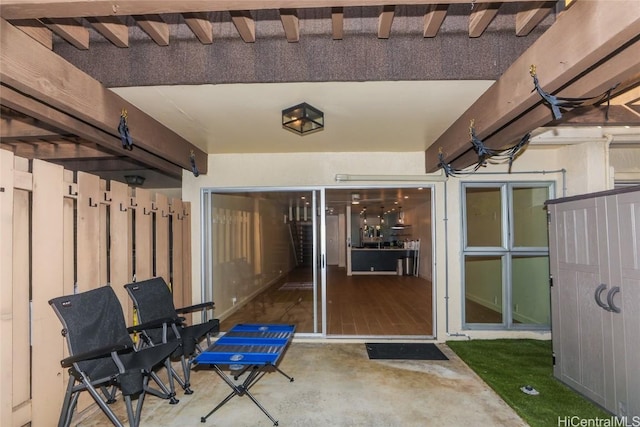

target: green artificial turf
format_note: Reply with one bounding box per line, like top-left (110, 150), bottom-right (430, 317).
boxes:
top-left (447, 339), bottom-right (611, 427)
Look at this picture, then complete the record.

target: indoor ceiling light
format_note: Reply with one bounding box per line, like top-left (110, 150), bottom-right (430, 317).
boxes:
top-left (392, 206), bottom-right (411, 229)
top-left (282, 102), bottom-right (324, 135)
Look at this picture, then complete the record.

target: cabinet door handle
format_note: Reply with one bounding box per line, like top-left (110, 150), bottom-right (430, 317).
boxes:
top-left (606, 286), bottom-right (621, 313)
top-left (594, 284), bottom-right (611, 311)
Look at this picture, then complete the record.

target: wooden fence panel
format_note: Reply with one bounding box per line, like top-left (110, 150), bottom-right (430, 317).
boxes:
top-left (99, 180), bottom-right (108, 286)
top-left (77, 171), bottom-right (101, 291)
top-left (155, 192), bottom-right (170, 285)
top-left (0, 150), bottom-right (15, 424)
top-left (0, 153), bottom-right (33, 426)
top-left (31, 159), bottom-right (66, 426)
top-left (13, 161), bottom-right (31, 426)
top-left (134, 188), bottom-right (153, 282)
top-left (171, 198), bottom-right (184, 309)
top-left (182, 202), bottom-right (193, 314)
top-left (0, 155), bottom-right (192, 425)
top-left (110, 180), bottom-right (132, 320)
top-left (63, 169), bottom-right (75, 297)
top-left (0, 150), bottom-right (13, 425)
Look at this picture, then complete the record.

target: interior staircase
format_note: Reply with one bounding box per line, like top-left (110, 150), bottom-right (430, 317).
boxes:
top-left (289, 220), bottom-right (313, 267)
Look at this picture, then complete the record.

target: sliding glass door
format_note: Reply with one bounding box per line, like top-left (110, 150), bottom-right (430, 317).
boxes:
top-left (462, 183), bottom-right (552, 329)
top-left (201, 188), bottom-right (324, 334)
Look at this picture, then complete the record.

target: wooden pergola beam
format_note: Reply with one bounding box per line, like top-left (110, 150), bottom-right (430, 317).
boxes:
top-left (51, 158), bottom-right (146, 171)
top-left (423, 4), bottom-right (447, 38)
top-left (469, 2), bottom-right (499, 38)
top-left (448, 39), bottom-right (640, 169)
top-left (279, 8), bottom-right (299, 42)
top-left (515, 1), bottom-right (554, 36)
top-left (0, 0), bottom-right (552, 20)
top-left (0, 85), bottom-right (183, 178)
top-left (11, 18), bottom-right (52, 48)
top-left (134, 14), bottom-right (169, 46)
top-left (0, 140), bottom-right (118, 159)
top-left (1, 115), bottom-right (63, 139)
top-left (550, 105), bottom-right (640, 127)
top-left (425, 0), bottom-right (640, 172)
top-left (230, 10), bottom-right (255, 43)
top-left (183, 12), bottom-right (213, 44)
top-left (40, 17), bottom-right (88, 49)
top-left (86, 15), bottom-right (128, 48)
top-left (331, 7), bottom-right (343, 40)
top-left (0, 18), bottom-right (207, 174)
top-left (377, 5), bottom-right (394, 39)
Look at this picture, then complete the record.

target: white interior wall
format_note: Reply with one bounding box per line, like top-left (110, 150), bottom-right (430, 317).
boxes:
top-left (182, 137), bottom-right (611, 341)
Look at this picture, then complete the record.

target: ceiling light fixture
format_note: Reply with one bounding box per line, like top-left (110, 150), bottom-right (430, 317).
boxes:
top-left (392, 206), bottom-right (411, 230)
top-left (124, 175), bottom-right (145, 187)
top-left (282, 102), bottom-right (324, 135)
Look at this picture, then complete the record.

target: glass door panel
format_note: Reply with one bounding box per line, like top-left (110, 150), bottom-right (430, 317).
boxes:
top-left (204, 189), bottom-right (320, 334)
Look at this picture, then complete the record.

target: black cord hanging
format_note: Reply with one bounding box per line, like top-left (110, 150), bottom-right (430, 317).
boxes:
top-left (189, 150), bottom-right (200, 177)
top-left (530, 65), bottom-right (618, 121)
top-left (437, 148), bottom-right (485, 178)
top-left (438, 120), bottom-right (531, 177)
top-left (469, 121), bottom-right (530, 173)
top-left (118, 108), bottom-right (133, 150)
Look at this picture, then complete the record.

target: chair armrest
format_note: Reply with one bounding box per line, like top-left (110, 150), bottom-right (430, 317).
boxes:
top-left (127, 317), bottom-right (181, 334)
top-left (175, 301), bottom-right (214, 314)
top-left (61, 344), bottom-right (131, 368)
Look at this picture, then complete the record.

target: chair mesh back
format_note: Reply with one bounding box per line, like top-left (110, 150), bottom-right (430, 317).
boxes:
top-left (125, 277), bottom-right (179, 344)
top-left (126, 277), bottom-right (177, 322)
top-left (50, 286), bottom-right (133, 376)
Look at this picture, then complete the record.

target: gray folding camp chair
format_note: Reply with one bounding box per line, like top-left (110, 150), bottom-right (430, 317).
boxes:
top-left (49, 285), bottom-right (179, 427)
top-left (124, 277), bottom-right (219, 394)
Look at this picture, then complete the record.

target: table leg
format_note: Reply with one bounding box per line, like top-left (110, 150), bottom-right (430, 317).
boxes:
top-left (200, 365), bottom-right (279, 426)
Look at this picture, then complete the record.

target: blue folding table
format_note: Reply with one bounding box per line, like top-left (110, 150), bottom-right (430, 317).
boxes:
top-left (194, 323), bottom-right (296, 425)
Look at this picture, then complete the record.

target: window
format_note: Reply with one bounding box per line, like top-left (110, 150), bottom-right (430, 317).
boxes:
top-left (462, 183), bottom-right (552, 329)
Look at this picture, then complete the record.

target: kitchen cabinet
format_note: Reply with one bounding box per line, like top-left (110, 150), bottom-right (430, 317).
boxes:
top-left (547, 186), bottom-right (639, 418)
top-left (350, 248), bottom-right (417, 275)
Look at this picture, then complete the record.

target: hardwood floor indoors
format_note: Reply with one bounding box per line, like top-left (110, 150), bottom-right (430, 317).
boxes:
top-left (220, 265), bottom-right (433, 336)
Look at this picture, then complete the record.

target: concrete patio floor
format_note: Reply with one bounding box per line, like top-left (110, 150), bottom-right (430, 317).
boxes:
top-left (74, 342), bottom-right (528, 426)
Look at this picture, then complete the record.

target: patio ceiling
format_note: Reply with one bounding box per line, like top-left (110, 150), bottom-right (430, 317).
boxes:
top-left (0, 0), bottom-right (638, 186)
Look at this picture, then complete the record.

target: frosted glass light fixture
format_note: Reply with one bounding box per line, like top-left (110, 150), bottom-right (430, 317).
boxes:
top-left (282, 102), bottom-right (324, 135)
